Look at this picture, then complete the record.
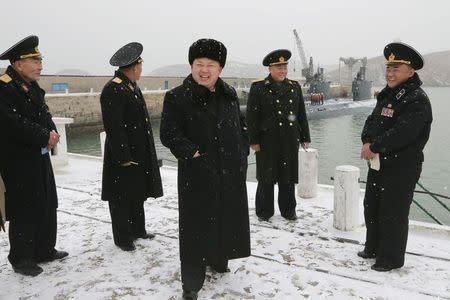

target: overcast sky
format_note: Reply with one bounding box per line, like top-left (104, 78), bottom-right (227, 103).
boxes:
top-left (2, 0), bottom-right (450, 75)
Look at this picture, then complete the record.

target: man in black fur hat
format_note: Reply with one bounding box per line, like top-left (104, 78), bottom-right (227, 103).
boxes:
top-left (0, 35), bottom-right (68, 276)
top-left (359, 42), bottom-right (432, 271)
top-left (100, 42), bottom-right (163, 252)
top-left (160, 38), bottom-right (250, 300)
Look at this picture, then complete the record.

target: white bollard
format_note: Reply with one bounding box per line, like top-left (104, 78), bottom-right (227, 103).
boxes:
top-left (333, 165), bottom-right (360, 231)
top-left (51, 117), bottom-right (74, 167)
top-left (100, 131), bottom-right (106, 158)
top-left (297, 148), bottom-right (318, 198)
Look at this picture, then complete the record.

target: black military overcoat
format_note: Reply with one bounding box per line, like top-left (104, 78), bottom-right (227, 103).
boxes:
top-left (361, 73), bottom-right (432, 167)
top-left (100, 71), bottom-right (163, 202)
top-left (246, 75), bottom-right (311, 184)
top-left (160, 75), bottom-right (251, 263)
top-left (0, 66), bottom-right (57, 221)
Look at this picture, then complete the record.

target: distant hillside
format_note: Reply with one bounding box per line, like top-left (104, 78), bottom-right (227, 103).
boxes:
top-left (149, 61), bottom-right (267, 78)
top-left (150, 51), bottom-right (450, 87)
top-left (327, 50), bottom-right (450, 87)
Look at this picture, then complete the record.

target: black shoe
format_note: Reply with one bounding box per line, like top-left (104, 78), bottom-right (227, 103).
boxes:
top-left (12, 259), bottom-right (43, 277)
top-left (357, 250), bottom-right (376, 259)
top-left (182, 290), bottom-right (198, 300)
top-left (134, 233), bottom-right (155, 240)
top-left (258, 216), bottom-right (270, 222)
top-left (282, 213), bottom-right (298, 221)
top-left (209, 263), bottom-right (230, 273)
top-left (36, 250), bottom-right (69, 263)
top-left (371, 263), bottom-right (397, 272)
top-left (117, 243), bottom-right (136, 252)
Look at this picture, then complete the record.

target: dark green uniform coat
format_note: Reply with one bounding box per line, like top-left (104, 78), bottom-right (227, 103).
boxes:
top-left (160, 75), bottom-right (250, 264)
top-left (246, 75), bottom-right (311, 184)
top-left (0, 66), bottom-right (57, 222)
top-left (100, 71), bottom-right (163, 202)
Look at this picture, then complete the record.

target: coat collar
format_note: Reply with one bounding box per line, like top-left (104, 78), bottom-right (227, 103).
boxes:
top-left (6, 65), bottom-right (42, 96)
top-left (183, 74), bottom-right (236, 105)
top-left (379, 72), bottom-right (422, 101)
top-left (263, 74), bottom-right (293, 86)
top-left (114, 70), bottom-right (137, 92)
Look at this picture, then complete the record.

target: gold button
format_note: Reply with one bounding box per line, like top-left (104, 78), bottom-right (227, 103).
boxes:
top-left (289, 123), bottom-right (293, 126)
top-left (289, 99), bottom-right (293, 103)
top-left (278, 111), bottom-right (282, 114)
top-left (279, 122), bottom-right (283, 126)
top-left (276, 99), bottom-right (280, 103)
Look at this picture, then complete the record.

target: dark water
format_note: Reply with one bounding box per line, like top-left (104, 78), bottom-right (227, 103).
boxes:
top-left (67, 87), bottom-right (450, 225)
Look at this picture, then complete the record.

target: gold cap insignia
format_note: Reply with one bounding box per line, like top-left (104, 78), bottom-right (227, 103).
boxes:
top-left (279, 56), bottom-right (285, 63)
top-left (19, 47), bottom-right (42, 59)
top-left (387, 52), bottom-right (411, 65)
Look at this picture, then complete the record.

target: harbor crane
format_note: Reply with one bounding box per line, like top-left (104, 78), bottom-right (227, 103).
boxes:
top-left (339, 57), bottom-right (367, 85)
top-left (292, 29), bottom-right (314, 83)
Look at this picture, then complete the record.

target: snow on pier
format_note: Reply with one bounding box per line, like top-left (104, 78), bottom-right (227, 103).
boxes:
top-left (0, 154), bottom-right (449, 299)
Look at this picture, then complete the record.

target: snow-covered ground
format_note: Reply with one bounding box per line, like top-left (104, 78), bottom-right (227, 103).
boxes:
top-left (1, 154), bottom-right (449, 300)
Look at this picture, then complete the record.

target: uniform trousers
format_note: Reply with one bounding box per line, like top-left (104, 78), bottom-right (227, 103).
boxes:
top-left (363, 163), bottom-right (422, 267)
top-left (255, 182), bottom-right (296, 218)
top-left (108, 198), bottom-right (146, 246)
top-left (181, 257), bottom-right (228, 292)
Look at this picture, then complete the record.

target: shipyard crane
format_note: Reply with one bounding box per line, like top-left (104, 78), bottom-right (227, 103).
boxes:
top-left (339, 57), bottom-right (367, 85)
top-left (293, 29), bottom-right (313, 83)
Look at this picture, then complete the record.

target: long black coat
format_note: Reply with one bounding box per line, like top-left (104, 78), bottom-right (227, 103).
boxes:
top-left (246, 75), bottom-right (311, 184)
top-left (0, 66), bottom-right (57, 222)
top-left (100, 71), bottom-right (163, 202)
top-left (160, 75), bottom-right (250, 263)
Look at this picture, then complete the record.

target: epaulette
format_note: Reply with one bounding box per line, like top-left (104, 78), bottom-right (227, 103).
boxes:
top-left (0, 74), bottom-right (12, 83)
top-left (252, 78), bottom-right (265, 83)
top-left (112, 77), bottom-right (122, 84)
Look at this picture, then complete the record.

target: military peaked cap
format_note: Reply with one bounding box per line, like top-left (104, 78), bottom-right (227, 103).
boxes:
top-left (0, 35), bottom-right (41, 62)
top-left (263, 49), bottom-right (291, 66)
top-left (109, 42), bottom-right (143, 67)
top-left (384, 42), bottom-right (424, 70)
top-left (188, 38), bottom-right (227, 67)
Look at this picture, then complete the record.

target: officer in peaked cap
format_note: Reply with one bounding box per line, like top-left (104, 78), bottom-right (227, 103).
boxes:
top-left (0, 35), bottom-right (69, 276)
top-left (262, 49), bottom-right (292, 67)
top-left (246, 48), bottom-right (311, 223)
top-left (109, 42), bottom-right (144, 68)
top-left (100, 42), bottom-right (163, 252)
top-left (0, 35), bottom-right (41, 62)
top-left (384, 42), bottom-right (424, 70)
top-left (359, 42), bottom-right (432, 272)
